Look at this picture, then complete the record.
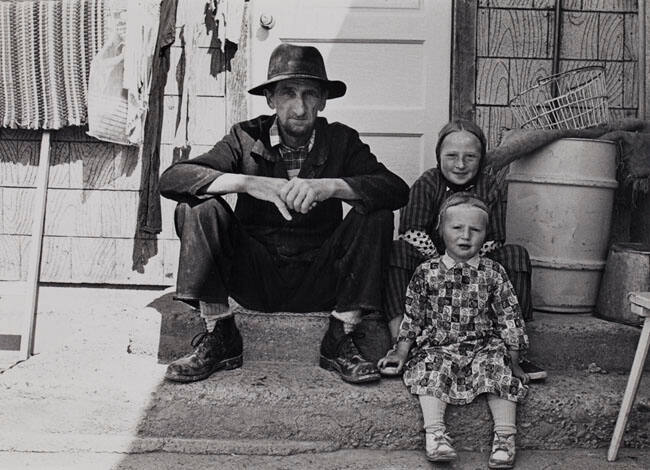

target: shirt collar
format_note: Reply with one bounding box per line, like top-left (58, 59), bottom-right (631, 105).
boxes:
top-left (269, 115), bottom-right (316, 151)
top-left (441, 252), bottom-right (480, 269)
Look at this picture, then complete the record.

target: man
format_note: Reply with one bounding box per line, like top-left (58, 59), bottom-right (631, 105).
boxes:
top-left (159, 43), bottom-right (409, 385)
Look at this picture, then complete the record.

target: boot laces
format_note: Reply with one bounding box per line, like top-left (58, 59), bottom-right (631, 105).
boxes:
top-left (335, 330), bottom-right (365, 360)
top-left (492, 432), bottom-right (515, 453)
top-left (190, 330), bottom-right (221, 355)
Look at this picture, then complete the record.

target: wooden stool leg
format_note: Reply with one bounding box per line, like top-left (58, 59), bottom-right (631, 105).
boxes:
top-left (607, 317), bottom-right (650, 461)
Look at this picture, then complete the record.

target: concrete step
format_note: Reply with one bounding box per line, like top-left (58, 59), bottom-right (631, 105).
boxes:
top-left (150, 292), bottom-right (650, 373)
top-left (2, 448), bottom-right (650, 470)
top-left (2, 285), bottom-right (646, 373)
top-left (2, 347), bottom-right (649, 453)
top-left (2, 285), bottom-right (649, 455)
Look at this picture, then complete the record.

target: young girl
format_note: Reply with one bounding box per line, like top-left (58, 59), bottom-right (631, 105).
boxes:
top-left (378, 193), bottom-right (530, 469)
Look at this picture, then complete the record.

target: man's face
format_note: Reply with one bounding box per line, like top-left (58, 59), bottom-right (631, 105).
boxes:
top-left (441, 204), bottom-right (487, 263)
top-left (265, 78), bottom-right (327, 142)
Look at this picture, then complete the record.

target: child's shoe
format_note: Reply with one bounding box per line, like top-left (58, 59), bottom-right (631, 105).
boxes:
top-left (425, 430), bottom-right (457, 462)
top-left (488, 432), bottom-right (516, 469)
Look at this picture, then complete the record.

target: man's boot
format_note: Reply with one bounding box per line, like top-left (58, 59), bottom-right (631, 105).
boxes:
top-left (165, 316), bottom-right (243, 383)
top-left (319, 317), bottom-right (380, 384)
top-left (352, 313), bottom-right (392, 364)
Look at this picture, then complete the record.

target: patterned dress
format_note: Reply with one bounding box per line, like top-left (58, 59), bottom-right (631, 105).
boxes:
top-left (398, 256), bottom-right (529, 405)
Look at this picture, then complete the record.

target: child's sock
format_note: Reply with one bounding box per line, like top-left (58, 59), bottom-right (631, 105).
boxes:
top-left (487, 395), bottom-right (517, 435)
top-left (419, 395), bottom-right (448, 433)
top-left (331, 309), bottom-right (362, 334)
top-left (199, 301), bottom-right (232, 332)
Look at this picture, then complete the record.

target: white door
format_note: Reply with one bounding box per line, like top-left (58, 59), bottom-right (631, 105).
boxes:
top-left (248, 0), bottom-right (452, 186)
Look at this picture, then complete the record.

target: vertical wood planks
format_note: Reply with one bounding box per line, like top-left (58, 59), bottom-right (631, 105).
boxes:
top-left (473, 0), bottom-right (639, 148)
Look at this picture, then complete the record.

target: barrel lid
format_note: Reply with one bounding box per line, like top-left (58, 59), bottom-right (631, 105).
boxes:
top-left (556, 137), bottom-right (617, 145)
top-left (611, 242), bottom-right (650, 254)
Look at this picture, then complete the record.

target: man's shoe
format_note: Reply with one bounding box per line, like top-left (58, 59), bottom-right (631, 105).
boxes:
top-left (425, 430), bottom-right (457, 462)
top-left (319, 318), bottom-right (381, 384)
top-left (519, 359), bottom-right (547, 381)
top-left (165, 316), bottom-right (243, 383)
top-left (488, 432), bottom-right (516, 469)
top-left (352, 313), bottom-right (392, 364)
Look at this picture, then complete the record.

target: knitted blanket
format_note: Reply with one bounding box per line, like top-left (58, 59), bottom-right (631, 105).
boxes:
top-left (485, 118), bottom-right (650, 194)
top-left (0, 0), bottom-right (105, 129)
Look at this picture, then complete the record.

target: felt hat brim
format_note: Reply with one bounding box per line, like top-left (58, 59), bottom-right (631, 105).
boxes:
top-left (247, 44), bottom-right (347, 99)
top-left (248, 75), bottom-right (346, 99)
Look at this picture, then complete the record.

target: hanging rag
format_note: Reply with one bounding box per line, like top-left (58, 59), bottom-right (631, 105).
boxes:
top-left (172, 0), bottom-right (211, 159)
top-left (0, 0), bottom-right (106, 130)
top-left (136, 0), bottom-right (179, 235)
top-left (87, 0), bottom-right (160, 145)
top-left (173, 0), bottom-right (245, 156)
top-left (124, 0), bottom-right (161, 145)
top-left (137, 0), bottom-right (244, 234)
top-left (217, 0), bottom-right (245, 46)
top-left (86, 10), bottom-right (128, 144)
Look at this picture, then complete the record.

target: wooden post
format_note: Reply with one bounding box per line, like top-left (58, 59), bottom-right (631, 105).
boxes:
top-left (19, 131), bottom-right (51, 361)
top-left (630, 1), bottom-right (650, 245)
top-left (607, 292), bottom-right (650, 461)
top-left (450, 0), bottom-right (477, 121)
top-left (641, 0), bottom-right (648, 120)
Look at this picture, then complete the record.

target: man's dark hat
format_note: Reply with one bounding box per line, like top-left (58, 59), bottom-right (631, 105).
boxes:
top-left (248, 43), bottom-right (346, 99)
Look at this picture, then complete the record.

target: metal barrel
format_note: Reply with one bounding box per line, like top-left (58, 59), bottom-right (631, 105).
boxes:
top-left (506, 138), bottom-right (618, 313)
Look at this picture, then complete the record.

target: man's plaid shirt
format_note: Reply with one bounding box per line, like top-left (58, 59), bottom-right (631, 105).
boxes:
top-left (269, 117), bottom-right (315, 178)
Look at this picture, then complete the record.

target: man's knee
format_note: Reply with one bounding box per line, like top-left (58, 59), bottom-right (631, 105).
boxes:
top-left (174, 197), bottom-right (233, 233)
top-left (174, 197), bottom-right (230, 224)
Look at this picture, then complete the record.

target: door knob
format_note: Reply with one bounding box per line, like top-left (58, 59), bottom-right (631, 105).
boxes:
top-left (260, 13), bottom-right (275, 29)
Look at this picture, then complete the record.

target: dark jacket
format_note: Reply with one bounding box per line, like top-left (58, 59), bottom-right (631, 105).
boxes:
top-left (160, 115), bottom-right (409, 256)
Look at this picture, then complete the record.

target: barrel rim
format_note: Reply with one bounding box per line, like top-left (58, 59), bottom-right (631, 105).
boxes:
top-left (611, 242), bottom-right (650, 255)
top-left (506, 173), bottom-right (618, 188)
top-left (547, 137), bottom-right (617, 145)
top-left (531, 256), bottom-right (606, 270)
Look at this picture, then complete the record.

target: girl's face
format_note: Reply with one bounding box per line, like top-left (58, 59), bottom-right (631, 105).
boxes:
top-left (441, 204), bottom-right (487, 263)
top-left (439, 130), bottom-right (482, 186)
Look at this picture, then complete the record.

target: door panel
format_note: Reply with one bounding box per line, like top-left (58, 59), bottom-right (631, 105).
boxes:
top-left (249, 0), bottom-right (452, 185)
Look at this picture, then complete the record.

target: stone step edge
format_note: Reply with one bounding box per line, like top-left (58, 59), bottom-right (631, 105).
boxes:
top-left (0, 432), bottom-right (339, 456)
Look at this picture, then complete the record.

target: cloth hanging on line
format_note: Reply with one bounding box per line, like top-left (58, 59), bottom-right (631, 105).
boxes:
top-left (173, 0), bottom-right (245, 155)
top-left (173, 0), bottom-right (206, 158)
top-left (136, 0), bottom-right (179, 235)
top-left (216, 0), bottom-right (246, 46)
top-left (124, 0), bottom-right (161, 145)
top-left (87, 0), bottom-right (160, 145)
top-left (137, 0), bottom-right (244, 234)
top-left (0, 0), bottom-right (105, 130)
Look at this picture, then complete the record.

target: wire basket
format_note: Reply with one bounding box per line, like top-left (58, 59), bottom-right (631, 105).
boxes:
top-left (509, 65), bottom-right (610, 130)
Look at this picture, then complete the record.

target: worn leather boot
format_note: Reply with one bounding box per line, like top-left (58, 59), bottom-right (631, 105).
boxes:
top-left (319, 317), bottom-right (380, 384)
top-left (352, 313), bottom-right (392, 364)
top-left (165, 316), bottom-right (243, 383)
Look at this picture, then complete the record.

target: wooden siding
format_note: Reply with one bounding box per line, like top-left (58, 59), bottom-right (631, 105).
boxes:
top-left (473, 0), bottom-right (639, 149)
top-left (0, 16), bottom-right (233, 285)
